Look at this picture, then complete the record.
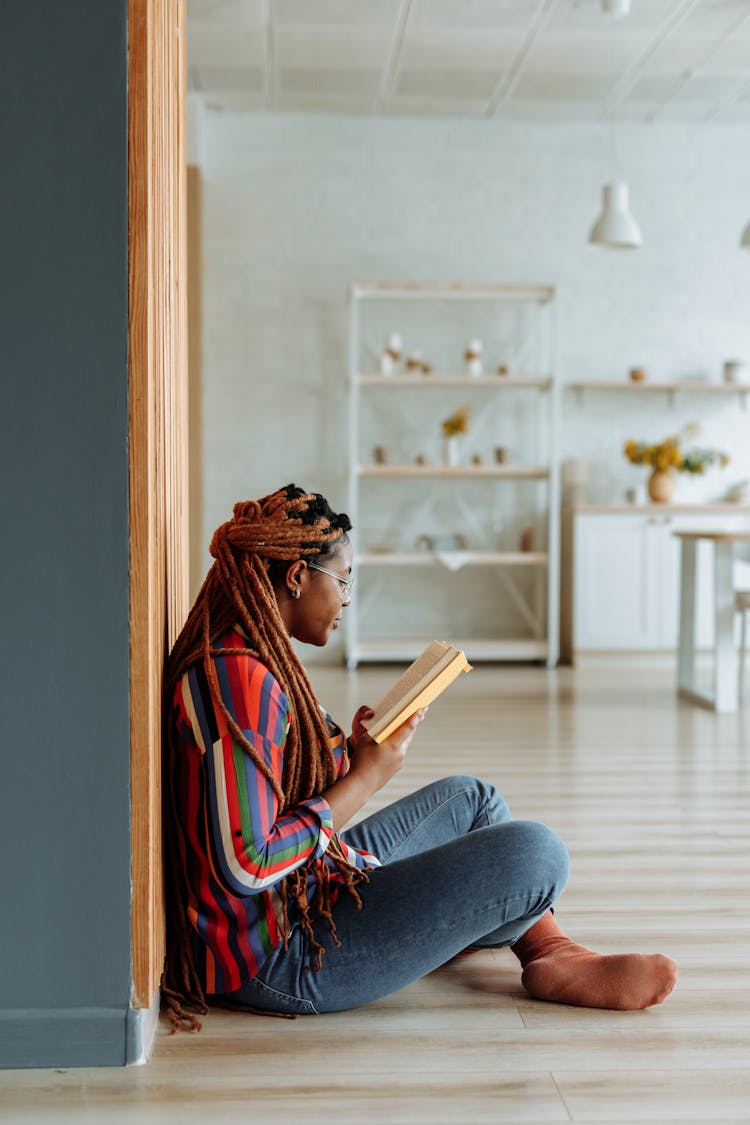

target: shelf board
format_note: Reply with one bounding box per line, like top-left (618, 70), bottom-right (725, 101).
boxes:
top-left (348, 638), bottom-right (549, 664)
top-left (350, 281), bottom-right (554, 302)
top-left (358, 373), bottom-right (552, 389)
top-left (568, 380), bottom-right (749, 394)
top-left (571, 502), bottom-right (750, 514)
top-left (357, 464), bottom-right (550, 479)
top-left (358, 551), bottom-right (548, 566)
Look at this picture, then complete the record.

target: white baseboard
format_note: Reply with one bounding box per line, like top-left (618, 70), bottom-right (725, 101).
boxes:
top-left (126, 990), bottom-right (161, 1066)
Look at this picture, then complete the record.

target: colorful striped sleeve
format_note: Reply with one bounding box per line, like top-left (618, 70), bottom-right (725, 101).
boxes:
top-left (180, 653), bottom-right (334, 897)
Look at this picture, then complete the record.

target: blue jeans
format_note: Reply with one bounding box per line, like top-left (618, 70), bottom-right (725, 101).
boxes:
top-left (213, 775), bottom-right (569, 1015)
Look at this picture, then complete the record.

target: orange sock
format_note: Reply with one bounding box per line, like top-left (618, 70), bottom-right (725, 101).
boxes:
top-left (511, 912), bottom-right (678, 1010)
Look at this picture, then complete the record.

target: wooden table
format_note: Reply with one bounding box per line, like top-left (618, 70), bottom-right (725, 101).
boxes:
top-left (675, 530), bottom-right (750, 713)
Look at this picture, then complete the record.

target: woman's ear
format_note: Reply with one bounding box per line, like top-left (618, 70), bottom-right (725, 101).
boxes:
top-left (284, 559), bottom-right (307, 601)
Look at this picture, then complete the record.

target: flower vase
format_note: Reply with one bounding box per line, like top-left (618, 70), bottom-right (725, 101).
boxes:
top-left (444, 436), bottom-right (460, 467)
top-left (647, 469), bottom-right (675, 503)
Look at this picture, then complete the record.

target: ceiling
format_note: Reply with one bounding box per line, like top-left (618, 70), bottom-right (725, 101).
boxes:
top-left (186, 0), bottom-right (750, 122)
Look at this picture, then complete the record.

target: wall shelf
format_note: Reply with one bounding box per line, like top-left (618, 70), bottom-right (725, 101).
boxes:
top-left (351, 281), bottom-right (554, 302)
top-left (568, 380), bottom-right (749, 407)
top-left (351, 638), bottom-right (550, 664)
top-left (358, 551), bottom-right (549, 566)
top-left (357, 464), bottom-right (550, 479)
top-left (359, 373), bottom-right (553, 389)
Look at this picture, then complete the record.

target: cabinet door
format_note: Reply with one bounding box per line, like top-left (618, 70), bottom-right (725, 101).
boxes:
top-left (574, 514), bottom-right (662, 649)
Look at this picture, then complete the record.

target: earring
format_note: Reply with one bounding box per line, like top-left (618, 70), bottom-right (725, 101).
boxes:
top-left (292, 587), bottom-right (301, 600)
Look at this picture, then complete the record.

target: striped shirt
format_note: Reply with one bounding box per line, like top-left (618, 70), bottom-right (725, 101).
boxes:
top-left (170, 628), bottom-right (379, 994)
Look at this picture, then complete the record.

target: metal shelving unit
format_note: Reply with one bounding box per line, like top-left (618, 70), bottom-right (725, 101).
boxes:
top-left (346, 282), bottom-right (560, 669)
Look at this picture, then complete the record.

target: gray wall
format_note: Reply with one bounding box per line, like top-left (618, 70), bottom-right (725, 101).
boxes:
top-left (0, 0), bottom-right (132, 1067)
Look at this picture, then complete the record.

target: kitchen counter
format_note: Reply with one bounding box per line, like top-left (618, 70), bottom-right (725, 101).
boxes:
top-left (560, 504), bottom-right (750, 663)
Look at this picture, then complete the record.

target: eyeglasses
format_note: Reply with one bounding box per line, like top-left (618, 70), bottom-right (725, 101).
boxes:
top-left (307, 561), bottom-right (355, 598)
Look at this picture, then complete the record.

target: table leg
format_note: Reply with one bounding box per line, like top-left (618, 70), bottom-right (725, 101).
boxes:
top-left (713, 540), bottom-right (739, 714)
top-left (677, 538), bottom-right (697, 696)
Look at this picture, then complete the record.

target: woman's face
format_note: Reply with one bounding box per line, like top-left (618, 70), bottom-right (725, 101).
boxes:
top-left (282, 540), bottom-right (354, 648)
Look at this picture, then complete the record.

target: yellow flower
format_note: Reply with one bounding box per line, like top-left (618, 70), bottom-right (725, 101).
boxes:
top-left (623, 425), bottom-right (729, 476)
top-left (442, 408), bottom-right (471, 436)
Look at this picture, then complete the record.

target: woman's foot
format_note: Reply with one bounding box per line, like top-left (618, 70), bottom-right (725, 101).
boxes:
top-left (511, 913), bottom-right (678, 1011)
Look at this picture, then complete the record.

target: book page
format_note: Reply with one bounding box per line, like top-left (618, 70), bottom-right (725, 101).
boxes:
top-left (366, 641), bottom-right (452, 728)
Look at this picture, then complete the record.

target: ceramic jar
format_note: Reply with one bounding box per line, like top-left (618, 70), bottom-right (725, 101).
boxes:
top-left (648, 469), bottom-right (675, 503)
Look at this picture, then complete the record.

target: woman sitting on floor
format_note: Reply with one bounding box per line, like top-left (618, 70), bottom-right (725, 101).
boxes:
top-left (161, 483), bottom-right (678, 1029)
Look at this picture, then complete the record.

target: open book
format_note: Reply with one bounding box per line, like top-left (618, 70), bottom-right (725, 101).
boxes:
top-left (362, 641), bottom-right (472, 743)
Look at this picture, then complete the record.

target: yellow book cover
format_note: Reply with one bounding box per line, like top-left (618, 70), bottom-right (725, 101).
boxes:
top-left (363, 641), bottom-right (472, 743)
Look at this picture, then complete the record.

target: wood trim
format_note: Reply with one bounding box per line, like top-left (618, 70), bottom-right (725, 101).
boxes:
top-left (128, 0), bottom-right (188, 1009)
top-left (187, 166), bottom-right (204, 599)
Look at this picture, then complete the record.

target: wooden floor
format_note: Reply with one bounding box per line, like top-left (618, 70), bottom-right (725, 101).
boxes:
top-left (3, 656), bottom-right (749, 1123)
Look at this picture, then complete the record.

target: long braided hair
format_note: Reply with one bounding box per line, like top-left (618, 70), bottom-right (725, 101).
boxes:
top-left (161, 484), bottom-right (366, 1030)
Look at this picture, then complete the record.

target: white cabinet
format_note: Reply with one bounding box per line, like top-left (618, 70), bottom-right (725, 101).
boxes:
top-left (574, 513), bottom-right (663, 649)
top-left (572, 508), bottom-right (750, 652)
top-left (346, 282), bottom-right (560, 669)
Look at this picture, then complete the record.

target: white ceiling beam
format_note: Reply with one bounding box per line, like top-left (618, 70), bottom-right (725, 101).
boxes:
top-left (614, 0), bottom-right (750, 123)
top-left (603, 0), bottom-right (703, 115)
top-left (485, 0), bottom-right (560, 116)
top-left (376, 0), bottom-right (414, 111)
top-left (702, 8), bottom-right (750, 122)
top-left (261, 0), bottom-right (275, 109)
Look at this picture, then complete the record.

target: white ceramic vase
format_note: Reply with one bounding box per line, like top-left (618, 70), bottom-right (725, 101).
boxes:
top-left (444, 436), bottom-right (460, 467)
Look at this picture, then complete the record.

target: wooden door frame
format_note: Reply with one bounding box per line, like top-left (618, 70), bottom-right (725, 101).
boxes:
top-left (128, 0), bottom-right (189, 1009)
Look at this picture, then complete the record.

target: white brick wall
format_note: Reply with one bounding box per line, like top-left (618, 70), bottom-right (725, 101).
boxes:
top-left (193, 111), bottom-right (750, 656)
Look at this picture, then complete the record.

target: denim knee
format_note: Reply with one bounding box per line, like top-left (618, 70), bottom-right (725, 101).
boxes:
top-left (509, 818), bottom-right (570, 902)
top-left (439, 774), bottom-right (513, 828)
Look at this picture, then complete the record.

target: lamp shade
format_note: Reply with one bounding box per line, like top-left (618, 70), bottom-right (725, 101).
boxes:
top-left (588, 182), bottom-right (642, 249)
top-left (602, 0), bottom-right (631, 15)
top-left (740, 219), bottom-right (750, 248)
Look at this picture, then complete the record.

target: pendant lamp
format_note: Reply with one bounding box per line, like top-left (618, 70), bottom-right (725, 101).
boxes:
top-left (741, 219), bottom-right (750, 249)
top-left (588, 182), bottom-right (642, 249)
top-left (602, 0), bottom-right (631, 16)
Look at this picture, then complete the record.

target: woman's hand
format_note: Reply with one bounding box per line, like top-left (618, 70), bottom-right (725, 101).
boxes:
top-left (350, 704), bottom-right (426, 753)
top-left (348, 706), bottom-right (428, 789)
top-left (322, 707), bottom-right (428, 832)
top-left (350, 704), bottom-right (376, 750)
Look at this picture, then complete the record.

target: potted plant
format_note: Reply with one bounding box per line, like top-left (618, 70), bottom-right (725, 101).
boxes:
top-left (624, 424), bottom-right (729, 503)
top-left (441, 408), bottom-right (471, 466)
